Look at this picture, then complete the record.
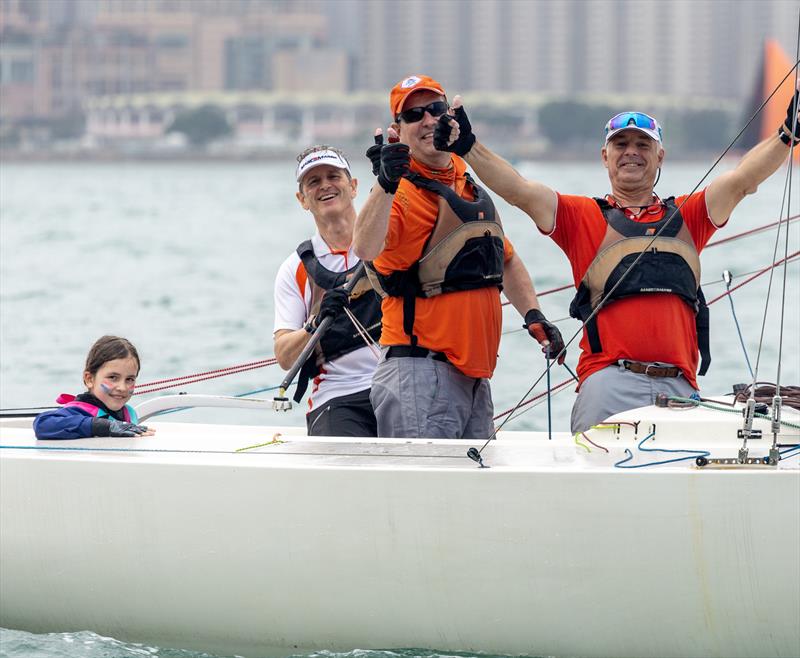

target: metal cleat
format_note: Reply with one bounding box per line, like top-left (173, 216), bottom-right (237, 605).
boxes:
top-left (272, 396), bottom-right (292, 412)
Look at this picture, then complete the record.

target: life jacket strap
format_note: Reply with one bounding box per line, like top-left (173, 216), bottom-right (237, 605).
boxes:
top-left (403, 262), bottom-right (420, 347)
top-left (293, 355), bottom-right (318, 404)
top-left (696, 287), bottom-right (711, 376)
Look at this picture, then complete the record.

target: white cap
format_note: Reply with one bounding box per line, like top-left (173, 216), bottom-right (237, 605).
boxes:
top-left (295, 149), bottom-right (351, 183)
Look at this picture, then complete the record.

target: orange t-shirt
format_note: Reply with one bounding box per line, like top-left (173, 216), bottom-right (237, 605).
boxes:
top-left (373, 155), bottom-right (514, 379)
top-left (548, 191), bottom-right (722, 389)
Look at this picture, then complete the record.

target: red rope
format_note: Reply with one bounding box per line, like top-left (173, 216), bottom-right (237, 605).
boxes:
top-left (131, 216), bottom-right (797, 396)
top-left (501, 214), bottom-right (800, 307)
top-left (133, 358), bottom-right (278, 395)
top-left (581, 432), bottom-right (609, 453)
top-left (492, 377), bottom-right (574, 421)
top-left (501, 283), bottom-right (571, 306)
top-left (706, 251), bottom-right (799, 306)
top-left (705, 213), bottom-right (798, 249)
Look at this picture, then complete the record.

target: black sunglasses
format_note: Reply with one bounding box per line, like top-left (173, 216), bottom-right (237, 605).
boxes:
top-left (397, 101), bottom-right (449, 124)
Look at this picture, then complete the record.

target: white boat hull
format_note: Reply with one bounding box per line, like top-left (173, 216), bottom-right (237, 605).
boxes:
top-left (1, 401), bottom-right (798, 658)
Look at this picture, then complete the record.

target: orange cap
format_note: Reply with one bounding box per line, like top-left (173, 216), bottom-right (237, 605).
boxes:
top-left (390, 74), bottom-right (446, 118)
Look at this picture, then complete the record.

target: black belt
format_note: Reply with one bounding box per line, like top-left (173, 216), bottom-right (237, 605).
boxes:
top-left (621, 360), bottom-right (681, 378)
top-left (386, 345), bottom-right (449, 363)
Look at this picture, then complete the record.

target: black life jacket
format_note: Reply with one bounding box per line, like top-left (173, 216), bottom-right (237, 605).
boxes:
top-left (365, 172), bottom-right (504, 347)
top-left (568, 197), bottom-right (710, 375)
top-left (293, 241), bottom-right (382, 403)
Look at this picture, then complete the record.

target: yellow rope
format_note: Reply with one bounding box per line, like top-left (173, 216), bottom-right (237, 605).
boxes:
top-left (236, 433), bottom-right (285, 452)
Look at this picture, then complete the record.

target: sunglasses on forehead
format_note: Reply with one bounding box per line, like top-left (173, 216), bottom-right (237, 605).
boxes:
top-left (605, 112), bottom-right (663, 143)
top-left (606, 112), bottom-right (658, 131)
top-left (396, 100), bottom-right (449, 124)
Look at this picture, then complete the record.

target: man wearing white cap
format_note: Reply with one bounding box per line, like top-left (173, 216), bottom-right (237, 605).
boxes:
top-left (273, 145), bottom-right (381, 436)
top-left (435, 91), bottom-right (800, 432)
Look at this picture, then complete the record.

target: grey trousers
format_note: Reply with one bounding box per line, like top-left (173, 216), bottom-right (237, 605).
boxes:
top-left (370, 350), bottom-right (494, 439)
top-left (570, 362), bottom-right (697, 434)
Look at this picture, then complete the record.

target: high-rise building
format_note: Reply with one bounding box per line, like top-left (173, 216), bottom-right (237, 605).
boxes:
top-left (354, 0), bottom-right (794, 101)
top-left (0, 0), bottom-right (795, 126)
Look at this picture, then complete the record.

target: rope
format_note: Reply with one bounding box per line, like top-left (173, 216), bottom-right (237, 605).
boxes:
top-left (48, 205), bottom-right (791, 406)
top-left (499, 214), bottom-right (800, 308)
top-left (705, 251), bottom-right (800, 305)
top-left (134, 357), bottom-right (277, 390)
top-left (134, 360), bottom-right (278, 395)
top-left (668, 395), bottom-right (800, 429)
top-left (704, 213), bottom-right (798, 249)
top-left (747, 45), bottom-right (800, 404)
top-left (733, 384), bottom-right (800, 411)
top-left (492, 377), bottom-right (573, 421)
top-left (343, 306), bottom-right (382, 358)
top-left (722, 271), bottom-right (755, 379)
top-left (614, 432), bottom-right (710, 469)
top-left (774, 29), bottom-right (800, 402)
top-left (127, 211), bottom-right (797, 398)
top-left (701, 258), bottom-right (799, 288)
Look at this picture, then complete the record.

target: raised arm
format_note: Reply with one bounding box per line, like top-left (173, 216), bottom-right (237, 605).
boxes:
top-left (353, 129), bottom-right (410, 261)
top-left (435, 96), bottom-right (559, 233)
top-left (705, 87), bottom-right (800, 225)
top-left (353, 184), bottom-right (395, 261)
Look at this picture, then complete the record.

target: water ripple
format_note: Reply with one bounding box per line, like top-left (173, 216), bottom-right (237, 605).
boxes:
top-left (0, 629), bottom-right (546, 658)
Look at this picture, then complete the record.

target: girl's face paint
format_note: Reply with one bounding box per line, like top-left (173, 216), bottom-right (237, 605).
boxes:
top-left (83, 357), bottom-right (139, 411)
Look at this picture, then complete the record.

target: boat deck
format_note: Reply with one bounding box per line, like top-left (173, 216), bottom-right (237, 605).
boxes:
top-left (2, 398), bottom-right (798, 658)
top-left (2, 397), bottom-right (798, 471)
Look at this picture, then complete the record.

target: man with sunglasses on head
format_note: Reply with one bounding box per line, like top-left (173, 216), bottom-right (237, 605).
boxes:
top-left (273, 145), bottom-right (381, 437)
top-left (435, 89), bottom-right (800, 434)
top-left (353, 74), bottom-right (562, 439)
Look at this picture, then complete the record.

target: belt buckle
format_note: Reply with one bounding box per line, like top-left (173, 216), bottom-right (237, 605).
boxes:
top-left (643, 363), bottom-right (658, 377)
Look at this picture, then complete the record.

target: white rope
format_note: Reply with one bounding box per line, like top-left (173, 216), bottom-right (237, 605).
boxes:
top-left (343, 307), bottom-right (381, 358)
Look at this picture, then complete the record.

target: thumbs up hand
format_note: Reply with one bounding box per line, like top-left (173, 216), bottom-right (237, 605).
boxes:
top-left (434, 95), bottom-right (476, 157)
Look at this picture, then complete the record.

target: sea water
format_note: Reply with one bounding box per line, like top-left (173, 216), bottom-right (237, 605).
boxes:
top-left (0, 629), bottom-right (529, 658)
top-left (0, 158), bottom-right (798, 657)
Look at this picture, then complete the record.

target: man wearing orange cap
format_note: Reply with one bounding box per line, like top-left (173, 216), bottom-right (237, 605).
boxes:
top-left (434, 89), bottom-right (800, 433)
top-left (353, 75), bottom-right (562, 439)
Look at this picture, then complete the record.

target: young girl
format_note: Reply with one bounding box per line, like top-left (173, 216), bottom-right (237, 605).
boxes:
top-left (34, 335), bottom-right (155, 440)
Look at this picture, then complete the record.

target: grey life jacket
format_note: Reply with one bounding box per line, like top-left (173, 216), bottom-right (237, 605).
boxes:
top-left (568, 197), bottom-right (710, 375)
top-left (365, 172), bottom-right (504, 346)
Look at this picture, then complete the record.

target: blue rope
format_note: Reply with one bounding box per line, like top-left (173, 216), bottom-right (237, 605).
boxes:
top-left (545, 355), bottom-right (552, 441)
top-left (614, 433), bottom-right (710, 469)
top-left (723, 274), bottom-right (755, 379)
top-left (780, 444), bottom-right (800, 460)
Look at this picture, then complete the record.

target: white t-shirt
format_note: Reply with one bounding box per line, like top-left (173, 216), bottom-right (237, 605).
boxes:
top-left (273, 233), bottom-right (380, 412)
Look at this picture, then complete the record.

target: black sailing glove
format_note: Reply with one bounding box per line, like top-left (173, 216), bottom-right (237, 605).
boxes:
top-left (366, 133), bottom-right (411, 194)
top-left (433, 105), bottom-right (476, 157)
top-left (779, 88), bottom-right (800, 145)
top-left (524, 309), bottom-right (566, 365)
top-left (313, 287), bottom-right (350, 329)
top-left (365, 135), bottom-right (383, 177)
top-left (92, 417), bottom-right (150, 437)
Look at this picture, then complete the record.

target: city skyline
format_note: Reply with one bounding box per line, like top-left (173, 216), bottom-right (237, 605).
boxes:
top-left (0, 0), bottom-right (797, 153)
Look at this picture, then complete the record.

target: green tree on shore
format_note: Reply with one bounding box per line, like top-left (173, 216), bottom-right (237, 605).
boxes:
top-left (166, 105), bottom-right (232, 147)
